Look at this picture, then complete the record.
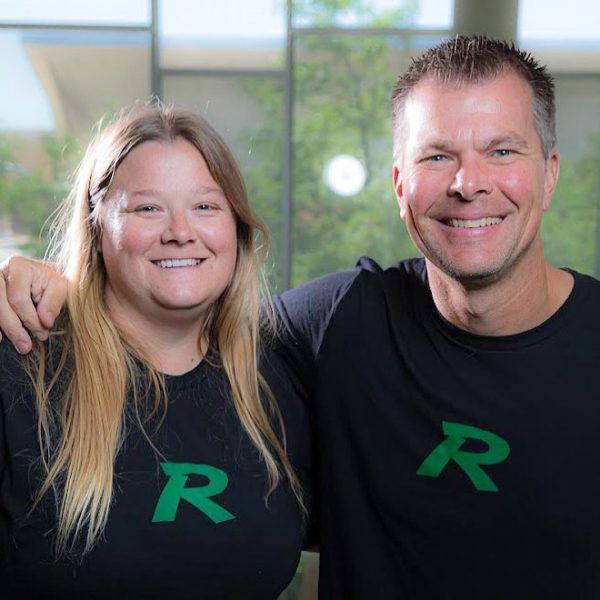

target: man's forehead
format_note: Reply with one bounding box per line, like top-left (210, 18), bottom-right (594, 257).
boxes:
top-left (405, 69), bottom-right (531, 105)
top-left (401, 73), bottom-right (534, 130)
top-left (395, 72), bottom-right (541, 156)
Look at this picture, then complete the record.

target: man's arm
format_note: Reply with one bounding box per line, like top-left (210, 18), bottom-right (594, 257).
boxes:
top-left (0, 257), bottom-right (67, 353)
top-left (270, 269), bottom-right (360, 402)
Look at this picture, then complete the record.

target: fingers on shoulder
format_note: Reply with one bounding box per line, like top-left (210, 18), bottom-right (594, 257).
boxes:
top-left (0, 275), bottom-right (33, 353)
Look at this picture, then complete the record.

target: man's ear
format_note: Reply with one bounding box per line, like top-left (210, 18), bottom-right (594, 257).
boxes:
top-left (393, 162), bottom-right (407, 221)
top-left (542, 149), bottom-right (560, 212)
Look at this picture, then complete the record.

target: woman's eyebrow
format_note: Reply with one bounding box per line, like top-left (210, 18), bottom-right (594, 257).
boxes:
top-left (129, 186), bottom-right (226, 198)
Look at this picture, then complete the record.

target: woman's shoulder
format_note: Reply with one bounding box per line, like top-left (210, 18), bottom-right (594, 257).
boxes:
top-left (0, 340), bottom-right (38, 438)
top-left (0, 337), bottom-right (29, 383)
top-left (0, 334), bottom-right (68, 396)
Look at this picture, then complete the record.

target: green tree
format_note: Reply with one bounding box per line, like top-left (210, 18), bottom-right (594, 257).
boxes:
top-left (236, 77), bottom-right (287, 290)
top-left (240, 0), bottom-right (420, 290)
top-left (542, 132), bottom-right (600, 276)
top-left (240, 0), bottom-right (600, 289)
top-left (0, 132), bottom-right (77, 257)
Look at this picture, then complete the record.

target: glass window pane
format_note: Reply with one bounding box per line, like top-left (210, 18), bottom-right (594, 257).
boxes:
top-left (518, 1), bottom-right (600, 76)
top-left (0, 0), bottom-right (150, 25)
top-left (518, 2), bottom-right (600, 277)
top-left (292, 0), bottom-right (452, 30)
top-left (160, 0), bottom-right (285, 39)
top-left (554, 76), bottom-right (600, 161)
top-left (159, 2), bottom-right (286, 289)
top-left (160, 40), bottom-right (284, 72)
top-left (0, 30), bottom-right (54, 131)
top-left (291, 33), bottom-right (446, 285)
top-left (0, 28), bottom-right (151, 260)
top-left (163, 73), bottom-right (286, 289)
top-left (415, 0), bottom-right (453, 29)
top-left (541, 74), bottom-right (600, 276)
top-left (159, 0), bottom-right (285, 71)
top-left (519, 0), bottom-right (600, 43)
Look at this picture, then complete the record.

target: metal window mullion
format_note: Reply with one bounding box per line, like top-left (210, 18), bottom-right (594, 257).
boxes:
top-left (150, 0), bottom-right (161, 99)
top-left (0, 22), bottom-right (150, 32)
top-left (162, 68), bottom-right (283, 78)
top-left (290, 26), bottom-right (450, 36)
top-left (281, 0), bottom-right (294, 291)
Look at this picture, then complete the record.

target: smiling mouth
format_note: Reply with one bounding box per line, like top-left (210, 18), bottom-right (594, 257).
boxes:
top-left (444, 217), bottom-right (503, 228)
top-left (152, 258), bottom-right (204, 268)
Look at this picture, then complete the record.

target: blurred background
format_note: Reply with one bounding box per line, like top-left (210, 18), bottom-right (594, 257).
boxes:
top-left (1, 0), bottom-right (599, 596)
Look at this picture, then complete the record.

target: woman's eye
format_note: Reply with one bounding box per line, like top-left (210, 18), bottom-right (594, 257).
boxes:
top-left (135, 205), bottom-right (158, 213)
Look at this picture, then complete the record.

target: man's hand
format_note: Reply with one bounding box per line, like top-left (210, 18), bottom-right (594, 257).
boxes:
top-left (0, 256), bottom-right (67, 354)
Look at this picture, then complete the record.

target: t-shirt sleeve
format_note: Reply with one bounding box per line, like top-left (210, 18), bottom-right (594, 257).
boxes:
top-left (0, 395), bottom-right (4, 492)
top-left (0, 343), bottom-right (8, 483)
top-left (274, 271), bottom-right (359, 354)
top-left (0, 343), bottom-right (11, 558)
top-left (270, 269), bottom-right (360, 400)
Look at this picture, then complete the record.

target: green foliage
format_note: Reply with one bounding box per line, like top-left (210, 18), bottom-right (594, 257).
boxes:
top-left (241, 0), bottom-right (419, 289)
top-left (3, 0), bottom-right (599, 289)
top-left (236, 76), bottom-right (286, 290)
top-left (0, 132), bottom-right (77, 257)
top-left (293, 0), bottom-right (418, 27)
top-left (278, 552), bottom-right (318, 599)
top-left (239, 0), bottom-right (600, 289)
top-left (291, 28), bottom-right (417, 284)
top-left (542, 132), bottom-right (600, 275)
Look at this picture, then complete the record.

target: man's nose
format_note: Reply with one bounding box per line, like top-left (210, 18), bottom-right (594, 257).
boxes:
top-left (447, 156), bottom-right (492, 201)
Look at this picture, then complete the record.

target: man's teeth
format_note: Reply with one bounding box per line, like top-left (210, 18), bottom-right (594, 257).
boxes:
top-left (155, 258), bottom-right (201, 268)
top-left (446, 217), bottom-right (503, 228)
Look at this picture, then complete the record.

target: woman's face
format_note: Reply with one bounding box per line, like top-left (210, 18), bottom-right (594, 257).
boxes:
top-left (99, 138), bottom-right (238, 326)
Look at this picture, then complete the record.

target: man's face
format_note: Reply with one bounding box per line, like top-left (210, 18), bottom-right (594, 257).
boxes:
top-left (393, 70), bottom-right (559, 285)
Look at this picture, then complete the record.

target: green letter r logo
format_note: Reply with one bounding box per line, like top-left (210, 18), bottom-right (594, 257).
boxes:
top-left (152, 462), bottom-right (236, 524)
top-left (417, 421), bottom-right (510, 492)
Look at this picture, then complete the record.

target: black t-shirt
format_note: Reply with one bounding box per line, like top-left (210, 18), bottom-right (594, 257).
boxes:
top-left (0, 341), bottom-right (314, 599)
top-left (275, 256), bottom-right (600, 599)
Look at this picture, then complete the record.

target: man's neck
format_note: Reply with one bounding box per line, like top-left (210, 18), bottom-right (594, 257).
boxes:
top-left (425, 256), bottom-right (574, 337)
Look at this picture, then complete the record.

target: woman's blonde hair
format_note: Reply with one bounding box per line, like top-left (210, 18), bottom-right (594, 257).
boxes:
top-left (26, 102), bottom-right (303, 556)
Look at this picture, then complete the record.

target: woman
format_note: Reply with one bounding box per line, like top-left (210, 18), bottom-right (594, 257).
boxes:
top-left (0, 103), bottom-right (313, 598)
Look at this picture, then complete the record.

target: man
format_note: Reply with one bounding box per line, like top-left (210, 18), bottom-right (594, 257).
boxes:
top-left (2, 36), bottom-right (600, 598)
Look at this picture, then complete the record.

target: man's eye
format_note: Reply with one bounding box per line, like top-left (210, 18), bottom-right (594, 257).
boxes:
top-left (426, 155), bottom-right (446, 162)
top-left (494, 149), bottom-right (512, 157)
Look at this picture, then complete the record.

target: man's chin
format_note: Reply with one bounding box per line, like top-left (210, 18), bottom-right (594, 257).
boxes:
top-left (428, 258), bottom-right (506, 289)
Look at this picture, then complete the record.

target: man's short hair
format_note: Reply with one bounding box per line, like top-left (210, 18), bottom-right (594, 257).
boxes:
top-left (391, 35), bottom-right (556, 158)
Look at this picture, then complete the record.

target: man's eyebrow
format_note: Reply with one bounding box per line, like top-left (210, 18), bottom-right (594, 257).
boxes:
top-left (483, 135), bottom-right (529, 150)
top-left (417, 140), bottom-right (455, 153)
